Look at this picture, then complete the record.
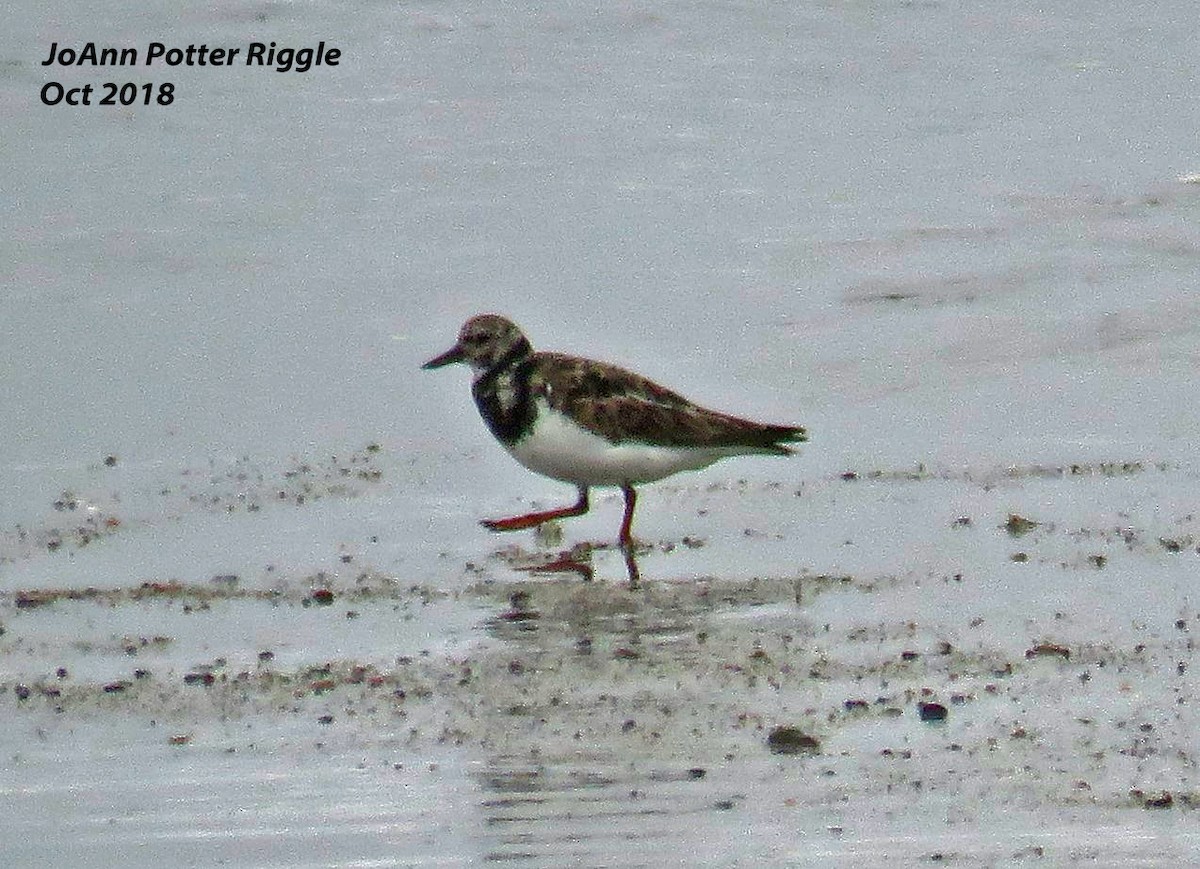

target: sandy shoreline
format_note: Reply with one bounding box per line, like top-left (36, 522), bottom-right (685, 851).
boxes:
top-left (5, 457), bottom-right (1199, 864)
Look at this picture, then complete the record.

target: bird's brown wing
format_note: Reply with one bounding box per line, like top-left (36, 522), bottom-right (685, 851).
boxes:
top-left (529, 353), bottom-right (806, 452)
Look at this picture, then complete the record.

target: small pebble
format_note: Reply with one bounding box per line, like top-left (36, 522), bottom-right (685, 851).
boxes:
top-left (767, 726), bottom-right (820, 755)
top-left (917, 701), bottom-right (948, 722)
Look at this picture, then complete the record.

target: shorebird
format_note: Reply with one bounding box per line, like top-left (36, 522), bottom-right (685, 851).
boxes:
top-left (423, 314), bottom-right (806, 547)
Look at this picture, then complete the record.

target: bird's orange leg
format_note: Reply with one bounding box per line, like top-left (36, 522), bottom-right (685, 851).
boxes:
top-left (618, 484), bottom-right (638, 548)
top-left (481, 487), bottom-right (589, 532)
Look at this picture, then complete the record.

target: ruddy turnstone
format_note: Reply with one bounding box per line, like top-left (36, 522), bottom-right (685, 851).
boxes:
top-left (423, 314), bottom-right (806, 547)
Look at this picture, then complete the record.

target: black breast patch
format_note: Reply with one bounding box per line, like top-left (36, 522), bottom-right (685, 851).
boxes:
top-left (472, 357), bottom-right (537, 445)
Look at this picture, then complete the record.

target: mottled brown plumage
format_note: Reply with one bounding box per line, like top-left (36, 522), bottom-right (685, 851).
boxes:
top-left (529, 352), bottom-right (804, 453)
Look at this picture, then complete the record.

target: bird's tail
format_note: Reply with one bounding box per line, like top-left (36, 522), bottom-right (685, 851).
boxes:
top-left (750, 423), bottom-right (808, 455)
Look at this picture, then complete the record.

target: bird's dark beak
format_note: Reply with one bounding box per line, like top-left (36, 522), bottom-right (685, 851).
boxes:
top-left (422, 343), bottom-right (465, 370)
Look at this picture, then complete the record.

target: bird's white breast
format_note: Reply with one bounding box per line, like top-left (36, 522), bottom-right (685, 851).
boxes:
top-left (506, 399), bottom-right (730, 486)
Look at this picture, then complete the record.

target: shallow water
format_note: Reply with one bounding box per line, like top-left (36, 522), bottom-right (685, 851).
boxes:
top-left (5, 0), bottom-right (1200, 865)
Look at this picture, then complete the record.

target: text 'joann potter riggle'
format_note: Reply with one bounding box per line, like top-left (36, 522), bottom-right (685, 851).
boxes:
top-left (41, 41), bottom-right (341, 73)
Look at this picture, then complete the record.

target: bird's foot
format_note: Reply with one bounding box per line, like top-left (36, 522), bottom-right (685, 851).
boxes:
top-left (481, 514), bottom-right (540, 532)
top-left (481, 510), bottom-right (567, 532)
top-left (482, 489), bottom-right (590, 534)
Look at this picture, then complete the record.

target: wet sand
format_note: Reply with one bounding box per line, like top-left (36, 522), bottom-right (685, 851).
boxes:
top-left (4, 454), bottom-right (1199, 865)
top-left (6, 0), bottom-right (1200, 863)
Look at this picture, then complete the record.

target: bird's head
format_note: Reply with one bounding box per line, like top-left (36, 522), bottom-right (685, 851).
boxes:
top-left (422, 314), bottom-right (533, 375)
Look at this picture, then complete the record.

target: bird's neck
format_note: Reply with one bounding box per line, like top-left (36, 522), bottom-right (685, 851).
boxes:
top-left (472, 338), bottom-right (533, 385)
top-left (472, 348), bottom-right (537, 445)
